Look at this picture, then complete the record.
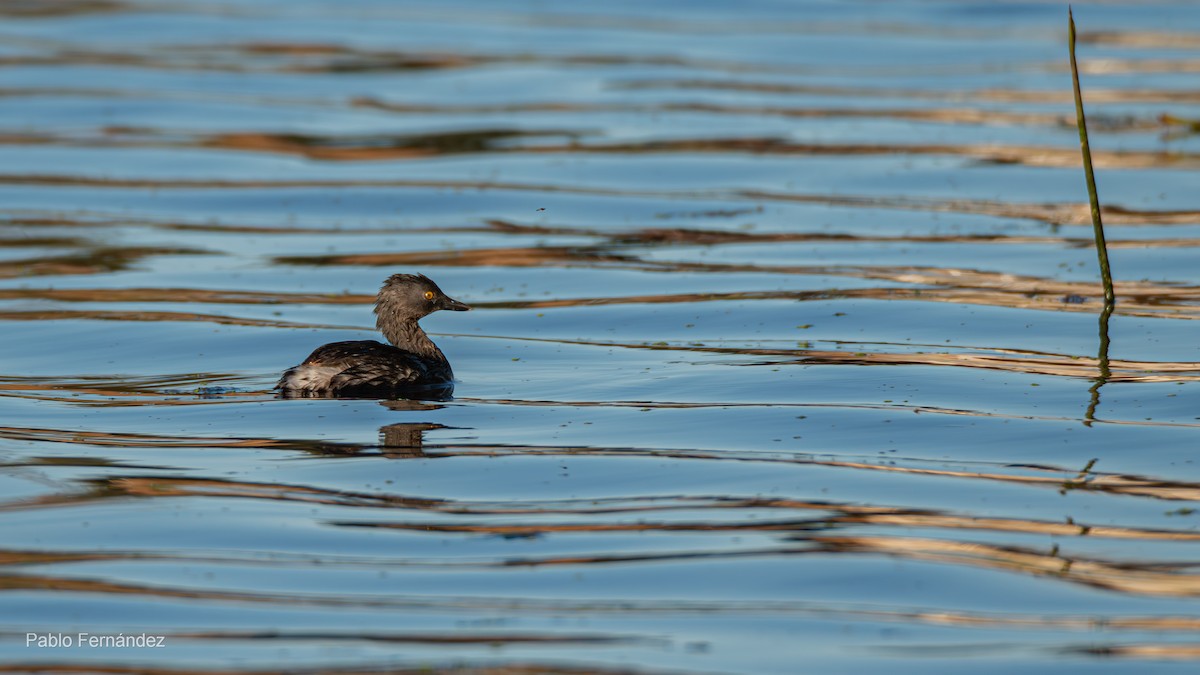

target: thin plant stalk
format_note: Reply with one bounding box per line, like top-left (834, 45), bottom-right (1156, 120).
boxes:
top-left (1068, 7), bottom-right (1115, 306)
top-left (1070, 7), bottom-right (1115, 426)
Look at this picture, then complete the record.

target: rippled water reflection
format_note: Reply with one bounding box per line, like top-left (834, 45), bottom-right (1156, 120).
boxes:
top-left (4, 1), bottom-right (1200, 672)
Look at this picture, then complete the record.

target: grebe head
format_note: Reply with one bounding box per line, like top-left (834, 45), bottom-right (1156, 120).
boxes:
top-left (375, 273), bottom-right (470, 323)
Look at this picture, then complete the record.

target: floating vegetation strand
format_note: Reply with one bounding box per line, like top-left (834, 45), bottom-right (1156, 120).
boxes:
top-left (1068, 7), bottom-right (1116, 306)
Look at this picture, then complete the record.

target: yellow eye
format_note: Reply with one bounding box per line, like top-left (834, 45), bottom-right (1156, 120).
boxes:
top-left (424, 291), bottom-right (435, 300)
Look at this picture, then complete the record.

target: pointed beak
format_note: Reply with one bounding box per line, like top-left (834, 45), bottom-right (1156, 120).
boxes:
top-left (439, 295), bottom-right (471, 312)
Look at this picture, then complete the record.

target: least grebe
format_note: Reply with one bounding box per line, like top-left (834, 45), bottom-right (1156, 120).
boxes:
top-left (277, 274), bottom-right (469, 398)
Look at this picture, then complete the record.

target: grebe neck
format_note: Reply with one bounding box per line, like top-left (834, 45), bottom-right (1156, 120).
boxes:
top-left (376, 300), bottom-right (448, 365)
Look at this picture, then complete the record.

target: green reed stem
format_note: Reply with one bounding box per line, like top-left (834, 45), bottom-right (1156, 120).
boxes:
top-left (1068, 7), bottom-right (1115, 306)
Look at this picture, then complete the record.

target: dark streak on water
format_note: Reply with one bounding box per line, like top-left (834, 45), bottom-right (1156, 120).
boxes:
top-left (3, 1), bottom-right (1200, 673)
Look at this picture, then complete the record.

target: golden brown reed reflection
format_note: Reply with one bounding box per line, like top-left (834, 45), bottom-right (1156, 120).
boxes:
top-left (11, 217), bottom-right (1200, 325)
top-left (0, 90), bottom-right (1169, 132)
top-left (9, 126), bottom-right (1200, 169)
top-left (6, 531), bottom-right (1200, 639)
top-left (620, 78), bottom-right (1200, 105)
top-left (761, 347), bottom-right (1200, 384)
top-left (0, 287), bottom-right (375, 305)
top-left (0, 246), bottom-right (206, 279)
top-left (0, 309), bottom-right (359, 331)
top-left (278, 245), bottom-right (1200, 321)
top-left (5, 424), bottom-right (1200, 509)
top-left (814, 535), bottom-right (1200, 598)
top-left (1081, 30), bottom-right (1200, 50)
top-left (0, 235), bottom-right (83, 248)
top-left (404, 441), bottom-right (1200, 503)
top-left (7, 28), bottom-right (1200, 84)
top-left (463, 333), bottom-right (1200, 385)
top-left (1, 393), bottom-right (1198, 509)
top-left (8, 552), bottom-right (1200, 639)
top-left (354, 96), bottom-right (1097, 128)
top-left (192, 128), bottom-right (577, 161)
top-left (0, 1), bottom-right (124, 18)
top-left (1070, 644), bottom-right (1200, 660)
top-left (3, 41), bottom-right (819, 77)
top-left (0, 426), bottom-right (337, 452)
top-left (0, 36), bottom-right (1072, 79)
top-left (8, 207), bottom-right (1200, 247)
top-left (0, 373), bottom-right (272, 407)
top-left (0, 412), bottom-right (444, 466)
top-left (10, 464), bottom-right (1200, 600)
